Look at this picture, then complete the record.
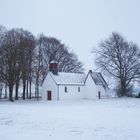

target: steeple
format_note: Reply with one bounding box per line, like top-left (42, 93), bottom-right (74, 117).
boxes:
top-left (49, 61), bottom-right (58, 75)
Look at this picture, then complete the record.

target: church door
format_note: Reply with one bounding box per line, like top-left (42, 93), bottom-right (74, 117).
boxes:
top-left (47, 91), bottom-right (52, 100)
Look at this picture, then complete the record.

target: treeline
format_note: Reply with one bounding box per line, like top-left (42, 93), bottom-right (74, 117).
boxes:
top-left (0, 25), bottom-right (84, 101)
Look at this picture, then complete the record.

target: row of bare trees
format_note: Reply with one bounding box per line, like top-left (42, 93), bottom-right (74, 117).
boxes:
top-left (0, 25), bottom-right (84, 101)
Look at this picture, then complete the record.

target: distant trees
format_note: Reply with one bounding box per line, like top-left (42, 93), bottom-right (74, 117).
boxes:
top-left (18, 29), bottom-right (35, 100)
top-left (0, 28), bottom-right (35, 101)
top-left (0, 25), bottom-right (84, 101)
top-left (0, 29), bottom-right (20, 101)
top-left (37, 34), bottom-right (84, 74)
top-left (0, 25), bottom-right (6, 82)
top-left (93, 32), bottom-right (140, 96)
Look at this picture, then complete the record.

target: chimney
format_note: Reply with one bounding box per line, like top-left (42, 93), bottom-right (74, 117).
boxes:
top-left (49, 61), bottom-right (58, 75)
top-left (89, 70), bottom-right (92, 73)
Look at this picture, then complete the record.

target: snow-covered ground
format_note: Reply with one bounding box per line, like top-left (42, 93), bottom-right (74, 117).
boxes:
top-left (0, 98), bottom-right (140, 140)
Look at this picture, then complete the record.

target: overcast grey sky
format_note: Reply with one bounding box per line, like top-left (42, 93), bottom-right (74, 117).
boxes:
top-left (0, 0), bottom-right (140, 71)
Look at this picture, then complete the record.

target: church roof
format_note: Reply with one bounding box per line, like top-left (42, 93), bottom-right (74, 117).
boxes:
top-left (48, 71), bottom-right (107, 88)
top-left (49, 72), bottom-right (86, 85)
top-left (90, 72), bottom-right (108, 87)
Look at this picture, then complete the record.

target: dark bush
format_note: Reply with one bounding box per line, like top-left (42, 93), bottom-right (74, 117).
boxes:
top-left (136, 93), bottom-right (140, 98)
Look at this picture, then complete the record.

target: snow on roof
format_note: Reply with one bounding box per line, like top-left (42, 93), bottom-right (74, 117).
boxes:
top-left (90, 72), bottom-right (107, 86)
top-left (50, 72), bottom-right (86, 85)
top-left (50, 60), bottom-right (58, 64)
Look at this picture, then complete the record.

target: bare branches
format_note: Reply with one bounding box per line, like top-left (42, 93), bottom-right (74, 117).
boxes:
top-left (0, 25), bottom-right (84, 101)
top-left (33, 35), bottom-right (84, 99)
top-left (36, 34), bottom-right (84, 74)
top-left (93, 32), bottom-right (140, 96)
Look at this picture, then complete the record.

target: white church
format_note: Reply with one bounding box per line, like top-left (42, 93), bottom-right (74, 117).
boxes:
top-left (42, 61), bottom-right (108, 101)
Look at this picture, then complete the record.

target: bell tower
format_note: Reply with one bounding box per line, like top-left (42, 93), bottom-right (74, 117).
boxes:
top-left (49, 61), bottom-right (58, 75)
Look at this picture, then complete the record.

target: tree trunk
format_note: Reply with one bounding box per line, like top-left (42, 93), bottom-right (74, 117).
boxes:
top-left (9, 85), bottom-right (14, 102)
top-left (15, 80), bottom-right (19, 100)
top-left (26, 80), bottom-right (29, 99)
top-left (29, 77), bottom-right (32, 99)
top-left (35, 84), bottom-right (37, 98)
top-left (0, 89), bottom-right (2, 99)
top-left (5, 85), bottom-right (7, 98)
top-left (122, 85), bottom-right (126, 96)
top-left (120, 79), bottom-right (126, 96)
top-left (37, 85), bottom-right (39, 100)
top-left (35, 85), bottom-right (39, 100)
top-left (35, 76), bottom-right (39, 100)
top-left (22, 79), bottom-right (26, 100)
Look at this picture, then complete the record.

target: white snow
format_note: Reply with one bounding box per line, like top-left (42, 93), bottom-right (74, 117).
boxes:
top-left (49, 72), bottom-right (86, 85)
top-left (0, 98), bottom-right (140, 140)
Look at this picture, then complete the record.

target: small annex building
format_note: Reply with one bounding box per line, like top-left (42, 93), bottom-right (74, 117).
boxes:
top-left (42, 61), bottom-right (108, 100)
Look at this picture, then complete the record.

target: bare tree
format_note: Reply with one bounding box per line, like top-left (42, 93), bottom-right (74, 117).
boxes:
top-left (58, 51), bottom-right (84, 73)
top-left (93, 32), bottom-right (140, 96)
top-left (37, 35), bottom-right (84, 74)
top-left (33, 35), bottom-right (84, 98)
top-left (33, 41), bottom-right (44, 99)
top-left (0, 25), bottom-right (7, 99)
top-left (0, 25), bottom-right (84, 101)
top-left (0, 28), bottom-right (35, 101)
top-left (0, 29), bottom-right (20, 101)
top-left (19, 29), bottom-right (35, 100)
top-left (0, 25), bottom-right (6, 38)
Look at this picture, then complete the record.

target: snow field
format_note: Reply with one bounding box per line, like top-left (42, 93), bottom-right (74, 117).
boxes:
top-left (0, 98), bottom-right (140, 140)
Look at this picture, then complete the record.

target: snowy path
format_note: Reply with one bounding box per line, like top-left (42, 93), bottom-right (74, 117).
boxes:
top-left (0, 98), bottom-right (140, 140)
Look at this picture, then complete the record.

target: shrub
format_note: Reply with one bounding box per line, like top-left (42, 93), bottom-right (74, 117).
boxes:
top-left (136, 93), bottom-right (140, 98)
